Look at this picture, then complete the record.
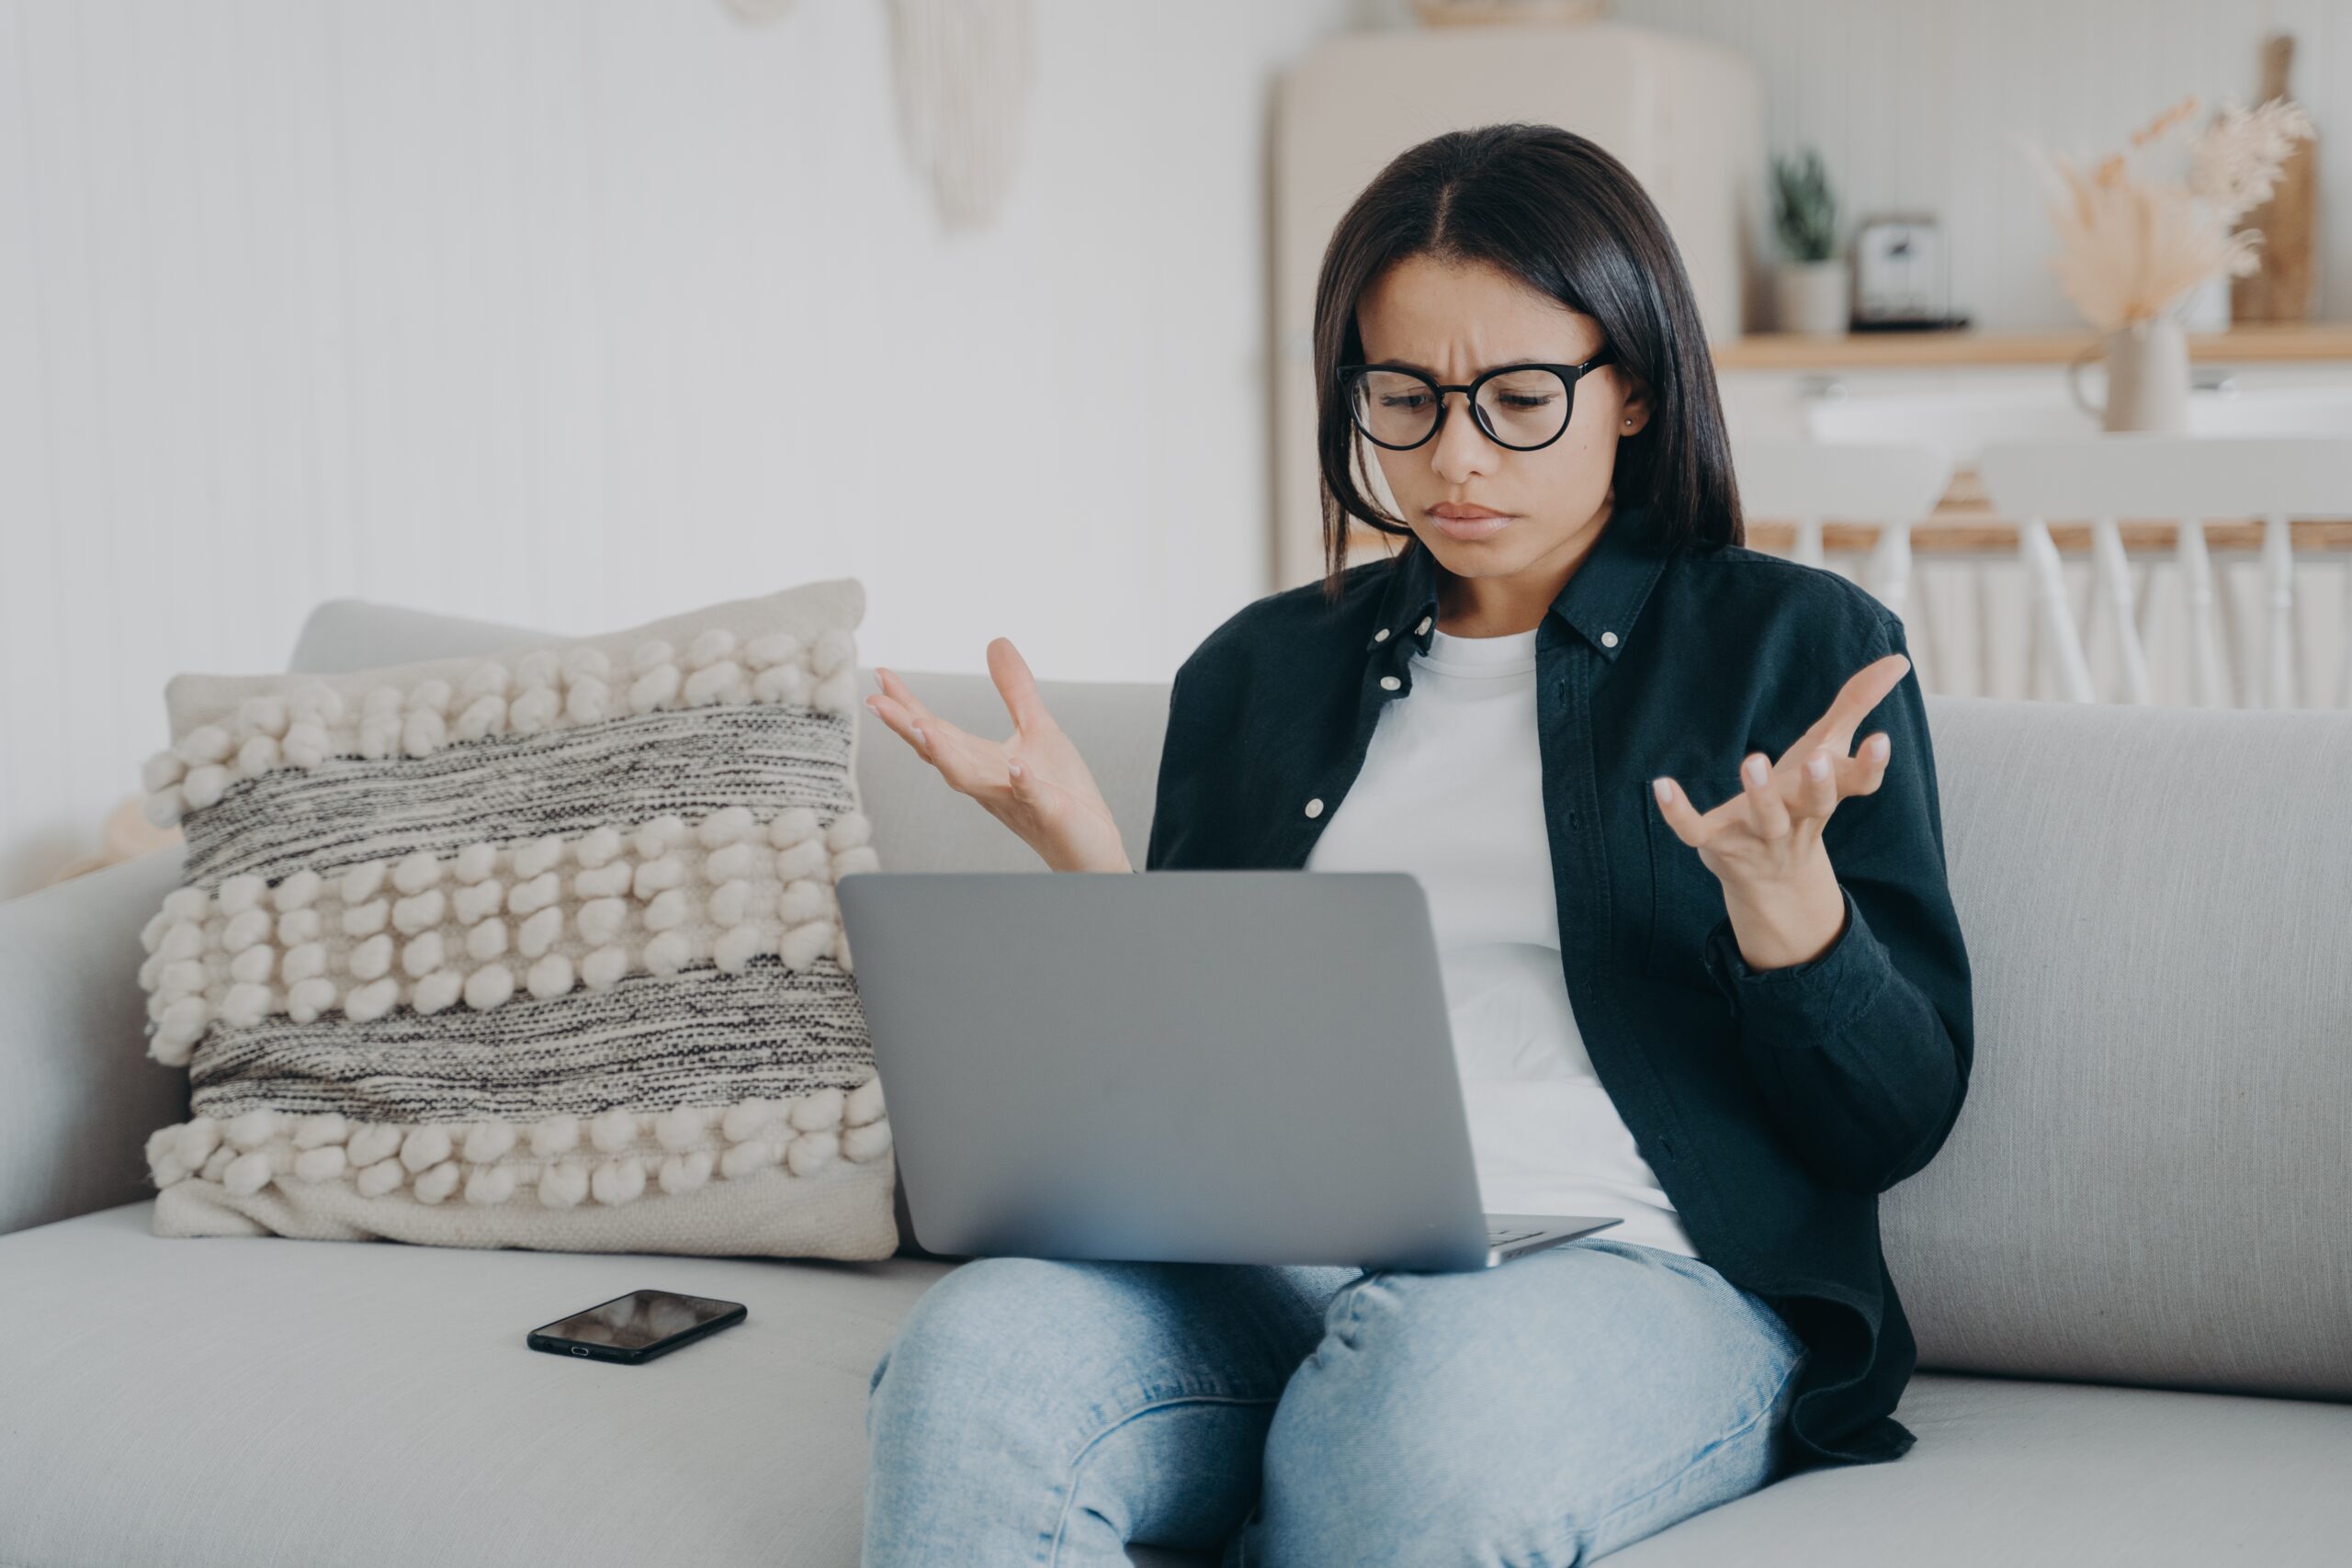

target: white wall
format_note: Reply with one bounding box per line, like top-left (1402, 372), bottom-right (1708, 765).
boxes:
top-left (0, 0), bottom-right (1360, 897)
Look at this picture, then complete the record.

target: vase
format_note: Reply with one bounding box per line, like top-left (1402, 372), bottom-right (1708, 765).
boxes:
top-left (1773, 259), bottom-right (1849, 337)
top-left (2067, 317), bottom-right (2190, 434)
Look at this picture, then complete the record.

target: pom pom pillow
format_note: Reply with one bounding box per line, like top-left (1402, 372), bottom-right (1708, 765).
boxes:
top-left (131, 579), bottom-right (897, 1258)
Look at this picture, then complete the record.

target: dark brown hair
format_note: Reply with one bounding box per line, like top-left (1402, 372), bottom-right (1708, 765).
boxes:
top-left (1311, 122), bottom-right (1745, 602)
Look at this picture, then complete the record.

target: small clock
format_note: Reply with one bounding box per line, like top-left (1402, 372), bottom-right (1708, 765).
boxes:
top-left (1851, 213), bottom-right (1965, 331)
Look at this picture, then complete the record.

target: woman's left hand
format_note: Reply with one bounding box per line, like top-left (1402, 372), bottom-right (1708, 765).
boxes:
top-left (1650, 651), bottom-right (1911, 972)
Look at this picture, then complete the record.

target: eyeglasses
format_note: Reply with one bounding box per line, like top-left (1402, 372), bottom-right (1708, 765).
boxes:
top-left (1337, 349), bottom-right (1616, 453)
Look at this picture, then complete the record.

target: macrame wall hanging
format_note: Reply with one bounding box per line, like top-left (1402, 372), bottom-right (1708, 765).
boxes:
top-left (724, 0), bottom-right (1036, 231)
top-left (882, 0), bottom-right (1035, 231)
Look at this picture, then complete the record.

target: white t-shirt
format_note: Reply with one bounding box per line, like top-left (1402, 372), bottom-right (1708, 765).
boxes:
top-left (1304, 624), bottom-right (1699, 1258)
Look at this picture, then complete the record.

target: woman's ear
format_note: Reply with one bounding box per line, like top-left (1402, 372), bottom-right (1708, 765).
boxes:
top-left (1615, 375), bottom-right (1655, 438)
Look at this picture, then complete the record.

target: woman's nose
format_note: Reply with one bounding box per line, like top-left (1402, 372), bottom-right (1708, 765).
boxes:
top-left (1429, 393), bottom-right (1498, 482)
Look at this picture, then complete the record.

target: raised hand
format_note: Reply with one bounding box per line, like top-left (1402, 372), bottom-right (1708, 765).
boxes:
top-left (1650, 651), bottom-right (1912, 968)
top-left (863, 639), bottom-right (1134, 874)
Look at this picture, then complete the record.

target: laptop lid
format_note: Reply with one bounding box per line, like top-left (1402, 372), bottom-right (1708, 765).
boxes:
top-left (835, 869), bottom-right (1497, 1270)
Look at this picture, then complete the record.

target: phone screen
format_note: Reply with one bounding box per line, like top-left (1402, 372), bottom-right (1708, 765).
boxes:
top-left (535, 1290), bottom-right (741, 1351)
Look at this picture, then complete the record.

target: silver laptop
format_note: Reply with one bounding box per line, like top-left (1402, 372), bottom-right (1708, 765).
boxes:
top-left (834, 868), bottom-right (1619, 1272)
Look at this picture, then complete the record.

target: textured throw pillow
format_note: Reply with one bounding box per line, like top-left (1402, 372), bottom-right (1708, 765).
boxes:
top-left (130, 579), bottom-right (898, 1258)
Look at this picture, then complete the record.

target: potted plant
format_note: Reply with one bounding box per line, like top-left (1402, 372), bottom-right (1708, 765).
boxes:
top-left (1770, 147), bottom-right (1847, 336)
top-left (2015, 94), bottom-right (2314, 432)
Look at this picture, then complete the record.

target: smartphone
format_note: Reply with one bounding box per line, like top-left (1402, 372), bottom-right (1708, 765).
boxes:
top-left (526, 1289), bottom-right (747, 1365)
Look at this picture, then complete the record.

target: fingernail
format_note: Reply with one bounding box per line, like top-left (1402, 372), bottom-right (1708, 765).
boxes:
top-left (912, 726), bottom-right (926, 750)
top-left (1743, 756), bottom-right (1766, 786)
top-left (1871, 735), bottom-right (1890, 760)
top-left (1653, 778), bottom-right (1672, 804)
top-left (1008, 759), bottom-right (1023, 779)
top-left (1807, 752), bottom-right (1830, 780)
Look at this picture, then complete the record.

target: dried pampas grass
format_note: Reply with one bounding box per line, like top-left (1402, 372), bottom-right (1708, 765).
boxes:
top-left (2014, 94), bottom-right (2314, 330)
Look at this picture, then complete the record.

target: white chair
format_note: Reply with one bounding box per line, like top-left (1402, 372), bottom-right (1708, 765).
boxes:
top-left (1974, 436), bottom-right (2352, 708)
top-left (1732, 440), bottom-right (1953, 690)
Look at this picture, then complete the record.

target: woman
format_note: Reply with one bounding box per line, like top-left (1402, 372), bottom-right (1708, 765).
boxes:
top-left (856, 123), bottom-right (1973, 1566)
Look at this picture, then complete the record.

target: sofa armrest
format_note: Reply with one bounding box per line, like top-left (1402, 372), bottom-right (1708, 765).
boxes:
top-left (0, 849), bottom-right (191, 1237)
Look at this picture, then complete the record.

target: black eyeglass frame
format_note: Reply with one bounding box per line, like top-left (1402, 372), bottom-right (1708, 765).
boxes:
top-left (1336, 348), bottom-right (1619, 453)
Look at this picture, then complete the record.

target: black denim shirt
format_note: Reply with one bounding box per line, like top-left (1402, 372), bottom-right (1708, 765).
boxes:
top-left (1143, 501), bottom-right (1973, 1467)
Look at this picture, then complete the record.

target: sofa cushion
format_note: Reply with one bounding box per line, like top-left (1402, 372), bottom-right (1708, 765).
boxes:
top-left (0, 1202), bottom-right (946, 1565)
top-left (285, 596), bottom-right (555, 676)
top-left (4, 1201), bottom-right (2346, 1568)
top-left (133, 581), bottom-right (899, 1259)
top-left (1607, 1373), bottom-right (2352, 1567)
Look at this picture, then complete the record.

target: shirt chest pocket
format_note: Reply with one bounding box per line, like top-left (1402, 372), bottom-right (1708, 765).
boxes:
top-left (1639, 771), bottom-right (1741, 991)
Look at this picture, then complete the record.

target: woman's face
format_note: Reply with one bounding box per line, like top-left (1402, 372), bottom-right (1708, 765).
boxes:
top-left (1352, 254), bottom-right (1651, 622)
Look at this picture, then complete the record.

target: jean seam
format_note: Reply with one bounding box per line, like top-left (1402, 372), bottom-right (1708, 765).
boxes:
top-left (1335, 1271), bottom-right (1374, 1349)
top-left (1045, 1391), bottom-right (1282, 1568)
top-left (1227, 1277), bottom-right (1375, 1568)
top-left (1560, 1350), bottom-right (1806, 1562)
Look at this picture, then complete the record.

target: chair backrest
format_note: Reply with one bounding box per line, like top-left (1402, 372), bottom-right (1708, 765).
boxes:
top-left (291, 599), bottom-right (2352, 1402)
top-left (1732, 439), bottom-right (1953, 531)
top-left (1730, 440), bottom-right (1953, 685)
top-left (1973, 435), bottom-right (2352, 709)
top-left (1976, 434), bottom-right (2352, 520)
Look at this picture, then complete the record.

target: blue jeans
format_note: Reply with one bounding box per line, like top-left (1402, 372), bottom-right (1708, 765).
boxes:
top-left (861, 1238), bottom-right (1807, 1566)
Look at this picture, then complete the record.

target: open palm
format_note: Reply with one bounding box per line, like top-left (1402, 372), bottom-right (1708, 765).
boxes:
top-left (1652, 651), bottom-right (1911, 896)
top-left (863, 639), bottom-right (1133, 874)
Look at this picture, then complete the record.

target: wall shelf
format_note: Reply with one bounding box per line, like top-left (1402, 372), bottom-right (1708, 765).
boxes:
top-left (1713, 323), bottom-right (2352, 371)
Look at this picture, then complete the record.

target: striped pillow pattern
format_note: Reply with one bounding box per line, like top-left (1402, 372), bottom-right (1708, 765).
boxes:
top-left (130, 579), bottom-right (899, 1258)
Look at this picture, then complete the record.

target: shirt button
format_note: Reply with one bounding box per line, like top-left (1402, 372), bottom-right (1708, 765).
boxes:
top-left (1600, 630), bottom-right (1619, 648)
top-left (1416, 615), bottom-right (1432, 636)
top-left (1305, 797), bottom-right (1324, 818)
top-left (1373, 627), bottom-right (1390, 642)
top-left (1380, 675), bottom-right (1401, 691)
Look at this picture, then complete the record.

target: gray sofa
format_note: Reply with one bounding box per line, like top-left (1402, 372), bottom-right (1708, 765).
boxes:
top-left (4, 596), bottom-right (2348, 1567)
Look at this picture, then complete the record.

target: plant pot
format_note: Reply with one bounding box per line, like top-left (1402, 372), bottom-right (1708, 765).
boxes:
top-left (2067, 316), bottom-right (2190, 434)
top-left (1773, 259), bottom-right (1849, 337)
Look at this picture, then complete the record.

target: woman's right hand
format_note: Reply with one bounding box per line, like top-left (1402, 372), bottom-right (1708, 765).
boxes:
top-left (863, 639), bottom-right (1135, 874)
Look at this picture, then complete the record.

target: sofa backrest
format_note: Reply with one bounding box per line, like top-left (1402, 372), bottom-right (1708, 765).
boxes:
top-left (288, 598), bottom-right (2352, 1403)
top-left (1876, 694), bottom-right (2351, 1402)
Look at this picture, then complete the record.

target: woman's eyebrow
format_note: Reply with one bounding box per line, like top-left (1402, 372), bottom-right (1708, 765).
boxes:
top-left (1364, 355), bottom-right (1564, 376)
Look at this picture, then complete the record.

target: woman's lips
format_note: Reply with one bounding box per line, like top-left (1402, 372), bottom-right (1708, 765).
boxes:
top-left (1430, 510), bottom-right (1510, 540)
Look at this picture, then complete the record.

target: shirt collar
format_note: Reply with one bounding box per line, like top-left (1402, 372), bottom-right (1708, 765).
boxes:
top-left (1366, 501), bottom-right (1674, 664)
